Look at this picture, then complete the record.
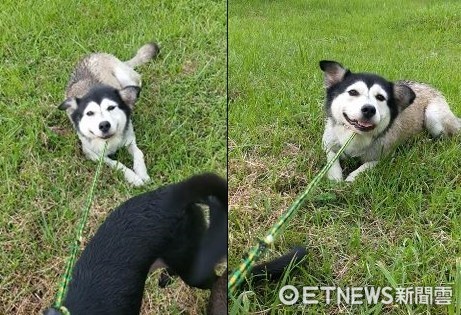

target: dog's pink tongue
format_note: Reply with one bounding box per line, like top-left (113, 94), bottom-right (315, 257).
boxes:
top-left (359, 120), bottom-right (373, 127)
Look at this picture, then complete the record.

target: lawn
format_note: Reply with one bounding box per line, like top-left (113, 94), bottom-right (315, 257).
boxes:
top-left (0, 0), bottom-right (226, 314)
top-left (228, 0), bottom-right (461, 314)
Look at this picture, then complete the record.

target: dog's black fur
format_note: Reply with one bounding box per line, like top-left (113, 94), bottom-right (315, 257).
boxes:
top-left (44, 173), bottom-right (227, 315)
top-left (319, 60), bottom-right (416, 133)
top-left (156, 194), bottom-right (228, 289)
top-left (58, 85), bottom-right (139, 134)
top-left (250, 246), bottom-right (307, 284)
top-left (43, 172), bottom-right (307, 315)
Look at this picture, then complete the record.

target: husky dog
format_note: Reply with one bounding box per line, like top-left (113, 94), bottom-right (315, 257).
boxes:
top-left (320, 60), bottom-right (461, 182)
top-left (58, 43), bottom-right (159, 186)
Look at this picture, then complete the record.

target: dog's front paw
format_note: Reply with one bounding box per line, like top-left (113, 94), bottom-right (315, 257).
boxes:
top-left (124, 169), bottom-right (146, 187)
top-left (141, 174), bottom-right (151, 184)
top-left (327, 169), bottom-right (343, 182)
top-left (345, 173), bottom-right (358, 182)
top-left (133, 165), bottom-right (150, 184)
top-left (137, 171), bottom-right (151, 183)
top-left (137, 174), bottom-right (151, 186)
top-left (346, 170), bottom-right (365, 182)
top-left (345, 162), bottom-right (377, 182)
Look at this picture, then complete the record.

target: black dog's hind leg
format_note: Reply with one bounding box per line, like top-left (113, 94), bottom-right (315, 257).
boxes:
top-left (251, 246), bottom-right (307, 284)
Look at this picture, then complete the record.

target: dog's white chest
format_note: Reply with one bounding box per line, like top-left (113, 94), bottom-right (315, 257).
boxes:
top-left (98, 136), bottom-right (128, 155)
top-left (323, 120), bottom-right (375, 158)
top-left (79, 132), bottom-right (131, 156)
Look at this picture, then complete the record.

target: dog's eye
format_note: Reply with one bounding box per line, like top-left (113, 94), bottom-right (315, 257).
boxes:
top-left (348, 89), bottom-right (359, 96)
top-left (107, 106), bottom-right (116, 111)
top-left (86, 111), bottom-right (94, 116)
top-left (376, 94), bottom-right (386, 101)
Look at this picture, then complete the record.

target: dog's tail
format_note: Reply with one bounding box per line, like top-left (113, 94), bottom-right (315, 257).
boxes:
top-left (176, 172), bottom-right (227, 207)
top-left (125, 42), bottom-right (160, 68)
top-left (437, 110), bottom-right (461, 136)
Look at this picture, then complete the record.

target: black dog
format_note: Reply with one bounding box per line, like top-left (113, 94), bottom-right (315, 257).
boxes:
top-left (44, 173), bottom-right (227, 315)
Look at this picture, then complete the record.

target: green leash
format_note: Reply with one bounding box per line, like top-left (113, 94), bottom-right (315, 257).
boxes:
top-left (53, 144), bottom-right (108, 314)
top-left (228, 133), bottom-right (356, 294)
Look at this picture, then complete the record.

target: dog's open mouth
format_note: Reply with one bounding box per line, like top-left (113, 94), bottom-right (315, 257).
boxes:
top-left (90, 131), bottom-right (115, 139)
top-left (343, 113), bottom-right (376, 132)
top-left (100, 133), bottom-right (115, 140)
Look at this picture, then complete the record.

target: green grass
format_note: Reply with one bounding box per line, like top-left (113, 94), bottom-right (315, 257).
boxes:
top-left (0, 0), bottom-right (225, 314)
top-left (229, 0), bottom-right (461, 314)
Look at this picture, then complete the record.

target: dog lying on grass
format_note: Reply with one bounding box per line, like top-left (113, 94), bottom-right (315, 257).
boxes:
top-left (44, 173), bottom-right (227, 315)
top-left (58, 43), bottom-right (159, 186)
top-left (320, 60), bottom-right (461, 182)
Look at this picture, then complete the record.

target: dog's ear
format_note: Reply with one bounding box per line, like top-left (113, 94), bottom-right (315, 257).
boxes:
top-left (119, 86), bottom-right (141, 108)
top-left (393, 83), bottom-right (416, 112)
top-left (58, 97), bottom-right (78, 112)
top-left (319, 60), bottom-right (350, 88)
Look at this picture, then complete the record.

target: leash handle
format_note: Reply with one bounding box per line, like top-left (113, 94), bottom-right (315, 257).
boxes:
top-left (228, 133), bottom-right (356, 294)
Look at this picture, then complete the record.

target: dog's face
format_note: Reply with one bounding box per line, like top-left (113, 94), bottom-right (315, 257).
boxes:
top-left (59, 85), bottom-right (140, 140)
top-left (319, 60), bottom-right (415, 135)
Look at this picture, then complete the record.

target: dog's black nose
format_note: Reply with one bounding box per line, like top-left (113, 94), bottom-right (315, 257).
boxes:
top-left (99, 121), bottom-right (111, 133)
top-left (361, 105), bottom-right (376, 119)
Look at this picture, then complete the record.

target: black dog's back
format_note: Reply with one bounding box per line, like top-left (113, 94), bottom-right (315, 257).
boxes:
top-left (54, 173), bottom-right (227, 315)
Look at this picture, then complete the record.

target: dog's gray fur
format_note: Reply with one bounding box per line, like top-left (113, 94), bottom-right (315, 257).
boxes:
top-left (59, 43), bottom-right (159, 186)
